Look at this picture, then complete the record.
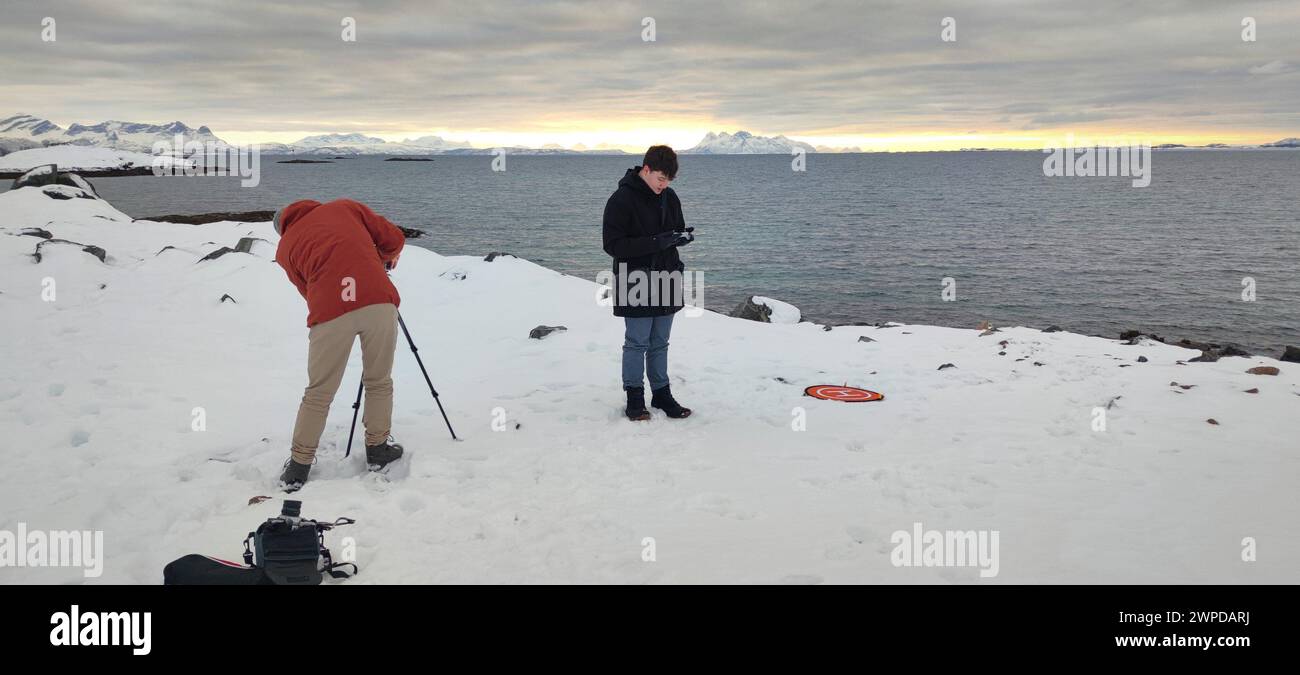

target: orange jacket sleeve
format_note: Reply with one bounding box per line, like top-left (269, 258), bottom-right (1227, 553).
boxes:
top-left (342, 199), bottom-right (405, 265)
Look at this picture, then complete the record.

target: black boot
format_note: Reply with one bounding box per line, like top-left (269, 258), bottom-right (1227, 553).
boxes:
top-left (625, 386), bottom-right (651, 421)
top-left (651, 385), bottom-right (692, 419)
top-left (366, 437), bottom-right (405, 470)
top-left (279, 458), bottom-right (311, 493)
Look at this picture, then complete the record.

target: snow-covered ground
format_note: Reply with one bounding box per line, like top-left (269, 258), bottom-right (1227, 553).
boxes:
top-left (0, 145), bottom-right (186, 173)
top-left (1, 183), bottom-right (1296, 584)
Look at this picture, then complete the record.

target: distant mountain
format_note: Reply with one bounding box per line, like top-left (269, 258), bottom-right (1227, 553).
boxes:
top-left (816, 144), bottom-right (862, 153)
top-left (400, 135), bottom-right (474, 151)
top-left (293, 133), bottom-right (389, 147)
top-left (61, 120), bottom-right (225, 152)
top-left (257, 134), bottom-right (626, 156)
top-left (0, 114), bottom-right (65, 155)
top-left (0, 113), bottom-right (63, 140)
top-left (0, 113), bottom-right (227, 154)
top-left (1261, 137), bottom-right (1300, 148)
top-left (683, 130), bottom-right (818, 154)
top-left (436, 146), bottom-right (628, 156)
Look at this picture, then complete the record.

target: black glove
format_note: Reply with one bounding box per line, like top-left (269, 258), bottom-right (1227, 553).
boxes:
top-left (653, 229), bottom-right (695, 250)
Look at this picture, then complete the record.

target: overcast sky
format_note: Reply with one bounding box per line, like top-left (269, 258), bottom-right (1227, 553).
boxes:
top-left (2, 0), bottom-right (1298, 150)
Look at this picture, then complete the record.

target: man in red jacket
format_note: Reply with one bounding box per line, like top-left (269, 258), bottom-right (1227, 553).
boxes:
top-left (273, 199), bottom-right (407, 491)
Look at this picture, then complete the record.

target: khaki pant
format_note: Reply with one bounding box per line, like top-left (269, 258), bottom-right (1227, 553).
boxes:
top-left (291, 303), bottom-right (398, 464)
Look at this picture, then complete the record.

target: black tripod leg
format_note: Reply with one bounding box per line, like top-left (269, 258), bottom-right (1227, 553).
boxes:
top-left (397, 311), bottom-right (458, 440)
top-left (344, 379), bottom-right (363, 458)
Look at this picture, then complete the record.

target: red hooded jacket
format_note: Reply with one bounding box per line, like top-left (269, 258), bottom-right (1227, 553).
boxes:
top-left (274, 199), bottom-right (404, 327)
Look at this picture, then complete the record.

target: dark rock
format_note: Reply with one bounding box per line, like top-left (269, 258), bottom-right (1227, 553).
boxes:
top-left (484, 252), bottom-right (516, 262)
top-left (937, 363), bottom-right (957, 371)
top-left (155, 245), bottom-right (176, 256)
top-left (1043, 325), bottom-right (1062, 333)
top-left (399, 226), bottom-right (424, 239)
top-left (11, 164), bottom-right (59, 189)
top-left (1219, 344), bottom-right (1250, 358)
top-left (98, 283), bottom-right (106, 289)
top-left (1106, 396), bottom-right (1122, 409)
top-left (1246, 366), bottom-right (1280, 376)
top-left (1281, 346), bottom-right (1300, 363)
top-left (998, 351), bottom-right (1006, 356)
top-left (220, 294), bottom-right (237, 304)
top-left (196, 247), bottom-right (237, 262)
top-left (82, 244), bottom-right (107, 261)
top-left (528, 325), bottom-right (567, 340)
top-left (774, 377), bottom-right (790, 383)
top-left (1137, 356), bottom-right (1148, 363)
top-left (1182, 340), bottom-right (1251, 363)
top-left (234, 237), bottom-right (267, 254)
top-left (730, 297), bottom-right (773, 323)
top-left (439, 270), bottom-right (467, 281)
top-left (1033, 362), bottom-right (1045, 367)
top-left (857, 336), bottom-right (876, 343)
top-left (19, 228), bottom-right (52, 239)
top-left (141, 211), bottom-right (274, 225)
top-left (43, 188), bottom-right (73, 200)
top-left (1244, 388), bottom-right (1259, 394)
top-left (33, 238), bottom-right (106, 263)
top-left (1118, 364), bottom-right (1131, 367)
top-left (10, 165), bottom-right (98, 195)
top-left (1120, 330), bottom-right (1165, 345)
top-left (3, 165), bottom-right (149, 180)
top-left (1206, 419), bottom-right (1219, 426)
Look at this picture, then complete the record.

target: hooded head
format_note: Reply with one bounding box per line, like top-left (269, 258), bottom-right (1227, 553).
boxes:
top-left (273, 199), bottom-right (322, 236)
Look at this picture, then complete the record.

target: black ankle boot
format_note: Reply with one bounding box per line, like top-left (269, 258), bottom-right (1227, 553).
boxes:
top-left (625, 386), bottom-right (650, 421)
top-left (651, 385), bottom-right (692, 419)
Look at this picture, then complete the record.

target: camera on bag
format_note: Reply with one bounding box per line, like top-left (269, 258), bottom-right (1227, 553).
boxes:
top-left (163, 500), bottom-right (356, 585)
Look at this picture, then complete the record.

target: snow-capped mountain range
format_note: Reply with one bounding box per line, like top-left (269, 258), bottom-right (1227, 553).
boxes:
top-left (257, 133), bottom-right (632, 156)
top-left (255, 132), bottom-right (479, 156)
top-left (0, 113), bottom-right (223, 154)
top-left (683, 130), bottom-right (821, 154)
top-left (5, 114), bottom-right (1296, 157)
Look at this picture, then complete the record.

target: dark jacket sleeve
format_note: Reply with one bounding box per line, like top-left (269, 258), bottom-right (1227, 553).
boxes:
top-left (603, 194), bottom-right (662, 259)
top-left (669, 189), bottom-right (686, 231)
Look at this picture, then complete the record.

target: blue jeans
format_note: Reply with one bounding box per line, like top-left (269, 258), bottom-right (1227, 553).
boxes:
top-left (622, 315), bottom-right (674, 390)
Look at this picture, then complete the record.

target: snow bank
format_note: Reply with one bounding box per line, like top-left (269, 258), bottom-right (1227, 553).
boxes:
top-left (0, 184), bottom-right (1296, 584)
top-left (0, 145), bottom-right (186, 173)
top-left (751, 295), bottom-right (801, 324)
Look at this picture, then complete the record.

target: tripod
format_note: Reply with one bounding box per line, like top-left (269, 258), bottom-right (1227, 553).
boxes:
top-left (345, 309), bottom-right (457, 457)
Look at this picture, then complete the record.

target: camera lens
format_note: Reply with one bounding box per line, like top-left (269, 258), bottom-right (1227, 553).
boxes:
top-left (281, 500), bottom-right (302, 518)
